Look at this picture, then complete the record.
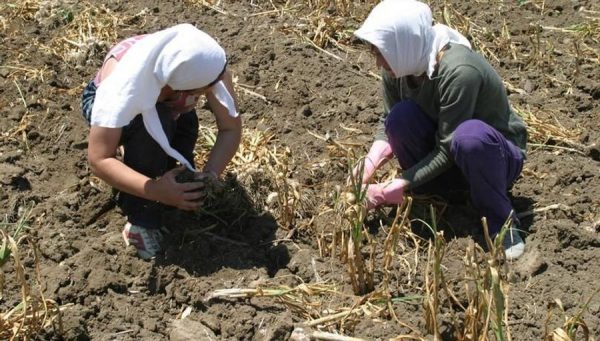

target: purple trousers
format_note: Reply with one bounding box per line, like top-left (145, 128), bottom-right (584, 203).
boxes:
top-left (118, 104), bottom-right (198, 229)
top-left (385, 101), bottom-right (524, 235)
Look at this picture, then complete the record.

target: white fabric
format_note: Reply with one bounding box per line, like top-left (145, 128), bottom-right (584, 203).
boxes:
top-left (354, 0), bottom-right (471, 78)
top-left (210, 81), bottom-right (237, 119)
top-left (91, 23), bottom-right (237, 170)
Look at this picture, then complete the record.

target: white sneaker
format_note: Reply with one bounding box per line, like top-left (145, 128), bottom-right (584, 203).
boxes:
top-left (122, 223), bottom-right (163, 259)
top-left (501, 228), bottom-right (525, 261)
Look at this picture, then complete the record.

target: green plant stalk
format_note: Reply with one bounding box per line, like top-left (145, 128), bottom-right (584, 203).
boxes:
top-left (431, 206), bottom-right (443, 339)
top-left (0, 206), bottom-right (33, 266)
top-left (489, 267), bottom-right (507, 341)
top-left (345, 157), bottom-right (373, 294)
top-left (483, 217), bottom-right (513, 340)
top-left (564, 286), bottom-right (600, 338)
top-left (418, 206), bottom-right (444, 338)
top-left (382, 197), bottom-right (413, 289)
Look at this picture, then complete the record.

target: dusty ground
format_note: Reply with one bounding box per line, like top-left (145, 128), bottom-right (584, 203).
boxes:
top-left (0, 0), bottom-right (599, 340)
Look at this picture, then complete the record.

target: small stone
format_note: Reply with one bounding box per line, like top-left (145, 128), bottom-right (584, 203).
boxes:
top-left (586, 144), bottom-right (599, 161)
top-left (0, 163), bottom-right (25, 185)
top-left (523, 80), bottom-right (535, 93)
top-left (296, 105), bottom-right (312, 117)
top-left (0, 150), bottom-right (23, 163)
top-left (514, 248), bottom-right (547, 277)
top-left (199, 315), bottom-right (220, 333)
top-left (170, 318), bottom-right (216, 341)
top-left (290, 327), bottom-right (309, 341)
top-left (143, 318), bottom-right (158, 332)
top-left (0, 67), bottom-right (9, 78)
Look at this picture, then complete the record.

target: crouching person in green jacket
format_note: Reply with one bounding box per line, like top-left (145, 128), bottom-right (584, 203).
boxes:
top-left (354, 0), bottom-right (527, 260)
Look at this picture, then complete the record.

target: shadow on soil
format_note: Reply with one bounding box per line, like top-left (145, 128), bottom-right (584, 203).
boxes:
top-left (155, 175), bottom-right (289, 278)
top-left (366, 193), bottom-right (536, 252)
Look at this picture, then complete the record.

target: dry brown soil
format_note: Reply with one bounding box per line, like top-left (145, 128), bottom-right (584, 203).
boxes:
top-left (1, 0), bottom-right (599, 340)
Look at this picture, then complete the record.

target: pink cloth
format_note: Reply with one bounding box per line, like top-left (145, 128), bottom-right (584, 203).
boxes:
top-left (356, 140), bottom-right (393, 183)
top-left (366, 179), bottom-right (406, 210)
top-left (94, 35), bottom-right (147, 85)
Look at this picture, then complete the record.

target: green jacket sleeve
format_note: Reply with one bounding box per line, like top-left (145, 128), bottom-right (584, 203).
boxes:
top-left (401, 65), bottom-right (483, 188)
top-left (375, 71), bottom-right (405, 141)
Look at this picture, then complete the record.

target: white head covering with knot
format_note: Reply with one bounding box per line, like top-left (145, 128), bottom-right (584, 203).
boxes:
top-left (91, 23), bottom-right (237, 170)
top-left (354, 0), bottom-right (471, 78)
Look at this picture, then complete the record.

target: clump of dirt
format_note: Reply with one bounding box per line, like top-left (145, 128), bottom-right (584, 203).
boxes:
top-left (176, 169), bottom-right (260, 225)
top-left (175, 168), bottom-right (225, 205)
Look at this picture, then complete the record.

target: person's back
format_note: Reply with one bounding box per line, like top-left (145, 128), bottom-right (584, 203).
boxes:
top-left (383, 43), bottom-right (527, 158)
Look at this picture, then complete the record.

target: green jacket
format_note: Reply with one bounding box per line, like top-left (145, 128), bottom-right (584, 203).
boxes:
top-left (376, 43), bottom-right (527, 188)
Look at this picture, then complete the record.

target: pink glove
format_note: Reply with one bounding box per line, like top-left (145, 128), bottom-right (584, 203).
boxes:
top-left (353, 140), bottom-right (393, 184)
top-left (366, 179), bottom-right (408, 210)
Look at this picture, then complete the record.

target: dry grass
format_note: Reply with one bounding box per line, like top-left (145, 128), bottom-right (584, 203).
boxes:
top-left (315, 142), bottom-right (403, 295)
top-left (382, 198), bottom-right (415, 288)
top-left (206, 282), bottom-right (337, 321)
top-left (37, 2), bottom-right (147, 65)
top-left (273, 0), bottom-right (587, 153)
top-left (0, 1), bottom-right (39, 23)
top-left (211, 197), bottom-right (522, 338)
top-left (544, 287), bottom-right (600, 341)
top-left (419, 206), bottom-right (465, 339)
top-left (0, 0), bottom-right (150, 152)
top-left (273, 0), bottom-right (378, 60)
top-left (206, 281), bottom-right (415, 334)
top-left (337, 157), bottom-right (373, 295)
top-left (458, 218), bottom-right (513, 340)
top-left (0, 209), bottom-right (63, 339)
top-left (1, 1), bottom-right (144, 67)
top-left (514, 106), bottom-right (582, 148)
top-left (0, 64), bottom-right (49, 83)
top-left (430, 2), bottom-right (588, 154)
top-left (543, 16), bottom-right (600, 65)
top-left (184, 0), bottom-right (232, 16)
top-left (195, 125), bottom-right (311, 230)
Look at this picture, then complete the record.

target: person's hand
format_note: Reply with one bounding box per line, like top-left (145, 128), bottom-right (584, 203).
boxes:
top-left (195, 169), bottom-right (224, 193)
top-left (348, 140), bottom-right (393, 185)
top-left (148, 167), bottom-right (206, 211)
top-left (365, 184), bottom-right (385, 210)
top-left (365, 178), bottom-right (409, 211)
top-left (348, 157), bottom-right (377, 186)
top-left (195, 170), bottom-right (218, 181)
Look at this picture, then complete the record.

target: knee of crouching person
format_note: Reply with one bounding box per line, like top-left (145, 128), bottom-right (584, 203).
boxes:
top-left (451, 120), bottom-right (488, 156)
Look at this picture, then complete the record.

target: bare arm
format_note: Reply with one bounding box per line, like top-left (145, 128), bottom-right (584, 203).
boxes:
top-left (88, 126), bottom-right (204, 210)
top-left (203, 68), bottom-right (242, 176)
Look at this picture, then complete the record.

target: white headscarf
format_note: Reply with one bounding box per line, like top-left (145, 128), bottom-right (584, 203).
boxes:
top-left (91, 23), bottom-right (237, 170)
top-left (354, 0), bottom-right (471, 78)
